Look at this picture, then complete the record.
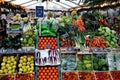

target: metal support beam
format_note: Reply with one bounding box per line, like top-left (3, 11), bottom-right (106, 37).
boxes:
top-left (68, 1), bottom-right (80, 6)
top-left (51, 2), bottom-right (68, 9)
top-left (19, 0), bottom-right (33, 5)
top-left (25, 2), bottom-right (38, 7)
top-left (59, 2), bottom-right (73, 7)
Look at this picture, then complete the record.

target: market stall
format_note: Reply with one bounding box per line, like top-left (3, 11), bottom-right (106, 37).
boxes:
top-left (0, 0), bottom-right (120, 80)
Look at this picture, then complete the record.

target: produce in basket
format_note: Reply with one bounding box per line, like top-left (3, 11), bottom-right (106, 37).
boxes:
top-left (79, 71), bottom-right (96, 80)
top-left (110, 71), bottom-right (120, 80)
top-left (95, 72), bottom-right (112, 80)
top-left (72, 16), bottom-right (86, 32)
top-left (0, 56), bottom-right (17, 74)
top-left (38, 37), bottom-right (57, 49)
top-left (86, 36), bottom-right (108, 48)
top-left (0, 75), bottom-right (14, 80)
top-left (22, 28), bottom-right (37, 47)
top-left (93, 54), bottom-right (108, 71)
top-left (16, 73), bottom-right (34, 80)
top-left (98, 27), bottom-right (118, 48)
top-left (77, 55), bottom-right (92, 71)
top-left (18, 55), bottom-right (34, 73)
top-left (62, 72), bottom-right (78, 80)
top-left (38, 67), bottom-right (59, 80)
top-left (61, 54), bottom-right (76, 71)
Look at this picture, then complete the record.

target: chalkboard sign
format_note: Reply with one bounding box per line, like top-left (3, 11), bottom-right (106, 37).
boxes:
top-left (36, 6), bottom-right (44, 17)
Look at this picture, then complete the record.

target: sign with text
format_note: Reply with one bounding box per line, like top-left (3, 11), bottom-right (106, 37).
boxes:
top-left (36, 6), bottom-right (44, 17)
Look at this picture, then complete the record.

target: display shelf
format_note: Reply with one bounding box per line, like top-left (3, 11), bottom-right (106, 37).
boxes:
top-left (0, 74), bottom-right (15, 80)
top-left (77, 52), bottom-right (92, 54)
top-left (0, 48), bottom-right (35, 54)
top-left (61, 51), bottom-right (77, 54)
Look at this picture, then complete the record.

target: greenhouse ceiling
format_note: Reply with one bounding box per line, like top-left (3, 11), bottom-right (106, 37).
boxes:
top-left (4, 0), bottom-right (84, 10)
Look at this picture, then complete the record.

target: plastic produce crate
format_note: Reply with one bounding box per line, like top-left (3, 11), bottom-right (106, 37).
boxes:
top-left (93, 54), bottom-right (109, 71)
top-left (0, 74), bottom-right (15, 80)
top-left (17, 53), bottom-right (34, 74)
top-left (95, 71), bottom-right (113, 80)
top-left (16, 73), bottom-right (34, 80)
top-left (37, 66), bottom-right (59, 80)
top-left (77, 54), bottom-right (93, 71)
top-left (79, 71), bottom-right (96, 80)
top-left (38, 36), bottom-right (57, 49)
top-left (0, 54), bottom-right (17, 75)
top-left (62, 72), bottom-right (78, 80)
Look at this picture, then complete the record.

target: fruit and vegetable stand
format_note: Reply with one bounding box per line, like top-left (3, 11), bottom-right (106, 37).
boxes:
top-left (1, 0), bottom-right (120, 80)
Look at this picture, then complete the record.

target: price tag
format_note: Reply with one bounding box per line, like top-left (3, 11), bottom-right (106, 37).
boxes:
top-left (112, 62), bottom-right (117, 67)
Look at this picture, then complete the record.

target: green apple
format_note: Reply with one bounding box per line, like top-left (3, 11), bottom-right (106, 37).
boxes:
top-left (4, 69), bottom-right (8, 73)
top-left (0, 70), bottom-right (3, 74)
top-left (7, 60), bottom-right (11, 64)
top-left (30, 63), bottom-right (34, 67)
top-left (1, 66), bottom-right (6, 70)
top-left (23, 56), bottom-right (27, 58)
top-left (8, 67), bottom-right (12, 70)
top-left (22, 66), bottom-right (26, 69)
top-left (13, 65), bottom-right (16, 69)
top-left (27, 57), bottom-right (32, 61)
top-left (23, 58), bottom-right (27, 62)
top-left (1, 63), bottom-right (5, 66)
top-left (13, 61), bottom-right (16, 65)
top-left (30, 67), bottom-right (34, 71)
top-left (27, 62), bottom-right (30, 65)
top-left (3, 58), bottom-right (7, 62)
top-left (23, 69), bottom-right (27, 73)
top-left (20, 60), bottom-right (23, 63)
top-left (19, 68), bottom-right (23, 72)
top-left (23, 63), bottom-right (26, 66)
top-left (8, 70), bottom-right (12, 74)
top-left (12, 69), bottom-right (15, 73)
top-left (6, 64), bottom-right (10, 67)
top-left (20, 56), bottom-right (24, 59)
top-left (18, 64), bottom-right (22, 67)
top-left (18, 71), bottom-right (22, 74)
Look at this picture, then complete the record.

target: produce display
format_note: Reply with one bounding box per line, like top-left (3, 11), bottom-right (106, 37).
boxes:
top-left (107, 54), bottom-right (120, 70)
top-left (98, 27), bottom-right (118, 48)
top-left (62, 72), bottom-right (78, 80)
top-left (16, 73), bottom-right (34, 80)
top-left (11, 13), bottom-right (28, 24)
top-left (36, 19), bottom-right (58, 37)
top-left (37, 66), bottom-right (59, 80)
top-left (93, 54), bottom-right (108, 71)
top-left (0, 34), bottom-right (22, 49)
top-left (0, 55), bottom-right (17, 74)
top-left (79, 71), bottom-right (96, 80)
top-left (95, 72), bottom-right (112, 80)
top-left (110, 71), bottom-right (120, 80)
top-left (9, 24), bottom-right (21, 30)
top-left (0, 75), bottom-right (14, 80)
top-left (38, 37), bottom-right (57, 49)
top-left (18, 55), bottom-right (34, 73)
top-left (72, 16), bottom-right (86, 31)
top-left (77, 54), bottom-right (92, 71)
top-left (22, 28), bottom-right (37, 47)
top-left (35, 49), bottom-right (60, 66)
top-left (61, 54), bottom-right (76, 71)
top-left (60, 39), bottom-right (75, 48)
top-left (86, 36), bottom-right (108, 48)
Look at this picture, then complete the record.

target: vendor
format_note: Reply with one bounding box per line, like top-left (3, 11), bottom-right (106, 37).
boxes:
top-left (0, 13), bottom-right (8, 39)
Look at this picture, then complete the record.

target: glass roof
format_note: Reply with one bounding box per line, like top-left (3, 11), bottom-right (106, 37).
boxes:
top-left (4, 0), bottom-right (83, 10)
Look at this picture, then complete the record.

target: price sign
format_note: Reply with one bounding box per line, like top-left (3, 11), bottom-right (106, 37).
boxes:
top-left (36, 6), bottom-right (44, 17)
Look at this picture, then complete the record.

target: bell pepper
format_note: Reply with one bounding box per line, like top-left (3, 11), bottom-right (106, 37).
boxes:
top-left (42, 30), bottom-right (56, 37)
top-left (41, 23), bottom-right (48, 30)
